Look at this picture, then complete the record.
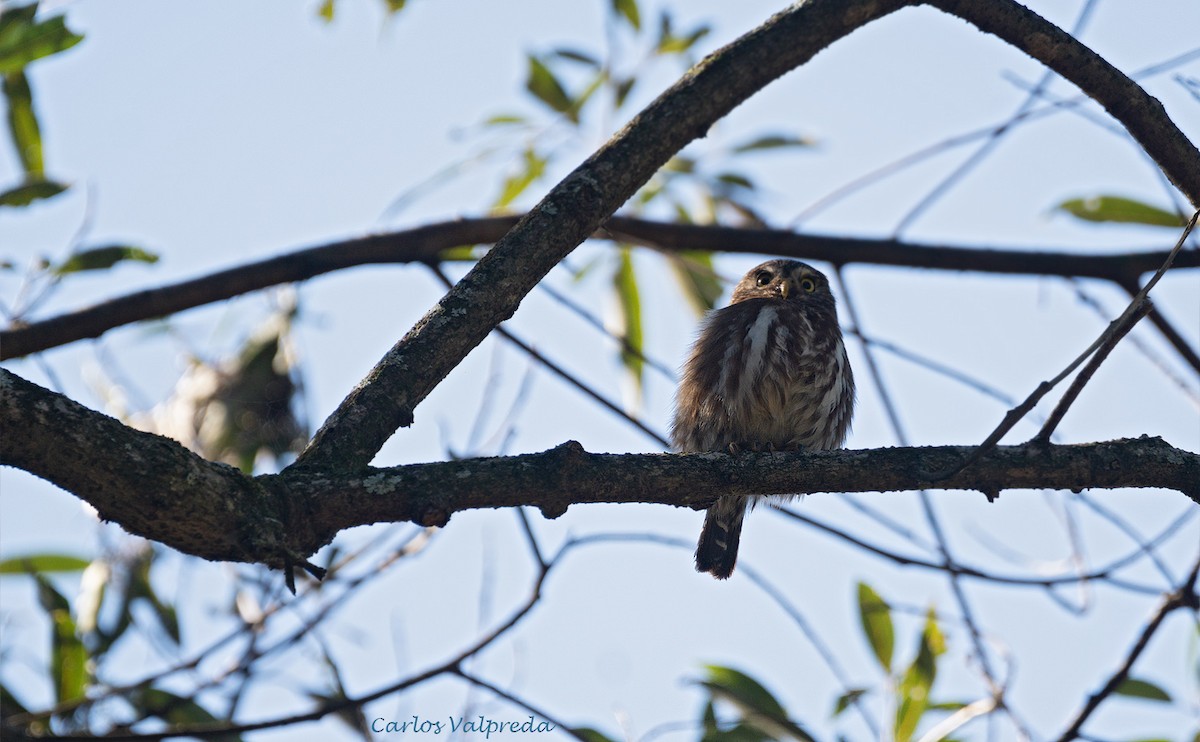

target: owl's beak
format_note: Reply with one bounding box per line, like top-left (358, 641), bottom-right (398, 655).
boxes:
top-left (779, 281), bottom-right (791, 299)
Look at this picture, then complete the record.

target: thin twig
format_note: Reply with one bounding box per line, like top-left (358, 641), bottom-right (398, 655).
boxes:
top-left (1054, 555), bottom-right (1200, 742)
top-left (931, 210), bottom-right (1198, 480)
top-left (428, 265), bottom-right (669, 447)
top-left (5, 215), bottom-right (1197, 360)
top-left (1032, 301), bottom-right (1153, 442)
top-left (891, 0), bottom-right (1102, 237)
top-left (451, 668), bottom-right (589, 741)
top-left (773, 505), bottom-right (1194, 591)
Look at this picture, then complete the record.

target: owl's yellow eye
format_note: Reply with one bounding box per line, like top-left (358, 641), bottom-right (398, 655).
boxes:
top-left (800, 277), bottom-right (816, 293)
top-left (755, 271), bottom-right (773, 287)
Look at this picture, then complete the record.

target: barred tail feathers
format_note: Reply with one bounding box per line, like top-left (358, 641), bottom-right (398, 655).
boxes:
top-left (694, 496), bottom-right (747, 579)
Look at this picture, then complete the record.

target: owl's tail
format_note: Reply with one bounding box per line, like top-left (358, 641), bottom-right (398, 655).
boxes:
top-left (694, 495), bottom-right (746, 579)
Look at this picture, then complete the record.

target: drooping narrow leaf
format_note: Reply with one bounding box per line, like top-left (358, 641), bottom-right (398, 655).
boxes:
top-left (613, 246), bottom-right (644, 394)
top-left (0, 8), bottom-right (83, 74)
top-left (572, 728), bottom-right (620, 742)
top-left (611, 0), bottom-right (641, 31)
top-left (3, 70), bottom-right (41, 176)
top-left (715, 172), bottom-right (755, 191)
top-left (128, 549), bottom-right (181, 645)
top-left (483, 113), bottom-right (527, 127)
top-left (857, 581), bottom-right (894, 672)
top-left (831, 688), bottom-right (868, 718)
top-left (551, 47), bottom-right (601, 67)
top-left (34, 573), bottom-right (87, 703)
top-left (0, 553), bottom-right (90, 574)
top-left (316, 0), bottom-right (335, 22)
top-left (613, 76), bottom-right (636, 108)
top-left (382, 0), bottom-right (407, 14)
top-left (1113, 677), bottom-right (1172, 703)
top-left (525, 54), bottom-right (574, 119)
top-left (1054, 195), bottom-right (1187, 227)
top-left (701, 665), bottom-right (788, 718)
top-left (697, 665), bottom-right (815, 741)
top-left (894, 608), bottom-right (945, 742)
top-left (137, 688), bottom-right (241, 741)
top-left (733, 134), bottom-right (815, 153)
top-left (666, 250), bottom-right (722, 316)
top-left (0, 178), bottom-right (66, 206)
top-left (494, 146), bottom-right (546, 209)
top-left (52, 244), bottom-right (160, 275)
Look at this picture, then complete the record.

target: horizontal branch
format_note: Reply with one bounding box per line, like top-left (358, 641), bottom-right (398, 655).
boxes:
top-left (3, 215), bottom-right (1195, 359)
top-left (3, 369), bottom-right (1195, 568)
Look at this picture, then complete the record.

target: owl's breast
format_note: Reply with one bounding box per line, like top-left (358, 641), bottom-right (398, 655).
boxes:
top-left (671, 298), bottom-right (853, 452)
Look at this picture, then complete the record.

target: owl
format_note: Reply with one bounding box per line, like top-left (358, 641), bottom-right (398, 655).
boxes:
top-left (671, 259), bottom-right (855, 579)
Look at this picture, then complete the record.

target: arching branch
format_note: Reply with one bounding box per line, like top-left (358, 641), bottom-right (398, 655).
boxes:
top-left (292, 0), bottom-right (1200, 470)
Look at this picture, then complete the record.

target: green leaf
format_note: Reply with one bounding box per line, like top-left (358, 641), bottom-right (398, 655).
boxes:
top-left (697, 665), bottom-right (814, 741)
top-left (438, 245), bottom-right (481, 261)
top-left (1054, 196), bottom-right (1187, 227)
top-left (51, 244), bottom-right (160, 275)
top-left (128, 549), bottom-right (181, 645)
top-left (857, 582), bottom-right (894, 672)
top-left (137, 688), bottom-right (241, 740)
top-left (3, 70), bottom-right (41, 176)
top-left (664, 155), bottom-right (695, 174)
top-left (0, 7), bottom-right (83, 74)
top-left (0, 177), bottom-right (66, 206)
top-left (316, 0), bottom-right (335, 22)
top-left (656, 13), bottom-right (711, 56)
top-left (611, 0), bottom-right (640, 31)
top-left (733, 134), bottom-right (815, 153)
top-left (667, 250), bottom-right (722, 316)
top-left (832, 688), bottom-right (868, 717)
top-left (572, 728), bottom-right (619, 742)
top-left (0, 553), bottom-right (90, 574)
top-left (551, 47), bottom-right (600, 67)
top-left (494, 146), bottom-right (546, 209)
top-left (613, 76), bottom-right (636, 108)
top-left (613, 246), bottom-right (644, 394)
top-left (483, 114), bottom-right (527, 127)
top-left (715, 172), bottom-right (755, 191)
top-left (1113, 677), bottom-right (1172, 703)
top-left (895, 608), bottom-right (945, 742)
top-left (701, 665), bottom-right (788, 719)
top-left (34, 573), bottom-right (87, 704)
top-left (382, 0), bottom-right (406, 14)
top-left (525, 54), bottom-right (574, 119)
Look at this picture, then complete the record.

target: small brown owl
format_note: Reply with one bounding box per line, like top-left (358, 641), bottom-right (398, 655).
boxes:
top-left (672, 259), bottom-right (855, 579)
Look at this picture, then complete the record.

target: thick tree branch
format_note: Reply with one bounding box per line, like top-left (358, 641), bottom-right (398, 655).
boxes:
top-left (929, 0), bottom-right (1200, 207)
top-left (292, 0), bottom-right (1200, 470)
top-left (294, 0), bottom-right (918, 470)
top-left (3, 216), bottom-right (1195, 361)
top-left (3, 369), bottom-right (1196, 569)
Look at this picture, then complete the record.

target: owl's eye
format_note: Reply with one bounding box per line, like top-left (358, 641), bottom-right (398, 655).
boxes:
top-left (800, 277), bottom-right (816, 293)
top-left (755, 270), bottom-right (773, 287)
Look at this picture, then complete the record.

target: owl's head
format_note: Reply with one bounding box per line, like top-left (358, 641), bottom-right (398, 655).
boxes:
top-left (729, 260), bottom-right (833, 307)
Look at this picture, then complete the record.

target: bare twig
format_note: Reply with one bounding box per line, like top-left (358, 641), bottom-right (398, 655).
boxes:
top-left (427, 265), bottom-right (669, 447)
top-left (1031, 301), bottom-right (1153, 442)
top-left (774, 505), bottom-right (1195, 591)
top-left (931, 210), bottom-right (1197, 480)
top-left (4, 216), bottom-right (1196, 361)
top-left (451, 668), bottom-right (588, 741)
top-left (1054, 555), bottom-right (1200, 742)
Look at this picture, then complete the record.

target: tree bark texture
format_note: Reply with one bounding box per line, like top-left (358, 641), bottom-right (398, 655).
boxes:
top-left (3, 370), bottom-right (1196, 568)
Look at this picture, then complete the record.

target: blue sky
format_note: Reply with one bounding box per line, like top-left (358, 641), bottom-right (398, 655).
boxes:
top-left (2, 0), bottom-right (1198, 739)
